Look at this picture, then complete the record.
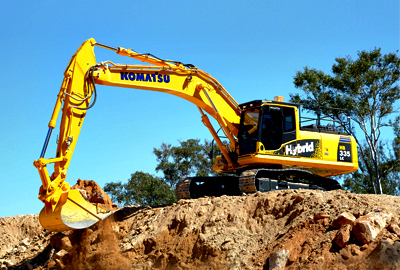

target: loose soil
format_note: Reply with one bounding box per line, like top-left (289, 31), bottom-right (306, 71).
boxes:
top-left (1, 180), bottom-right (400, 269)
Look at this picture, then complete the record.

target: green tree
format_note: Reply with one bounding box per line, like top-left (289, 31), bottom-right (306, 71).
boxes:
top-left (342, 141), bottom-right (400, 195)
top-left (291, 48), bottom-right (400, 194)
top-left (153, 139), bottom-right (218, 188)
top-left (104, 171), bottom-right (176, 206)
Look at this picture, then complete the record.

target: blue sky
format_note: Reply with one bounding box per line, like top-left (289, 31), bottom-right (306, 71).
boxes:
top-left (0, 0), bottom-right (398, 217)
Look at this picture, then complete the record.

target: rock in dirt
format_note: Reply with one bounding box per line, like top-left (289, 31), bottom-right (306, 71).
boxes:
top-left (353, 212), bottom-right (393, 245)
top-left (334, 224), bottom-right (352, 248)
top-left (332, 212), bottom-right (356, 228)
top-left (388, 224), bottom-right (400, 236)
top-left (269, 250), bottom-right (289, 270)
top-left (368, 239), bottom-right (400, 270)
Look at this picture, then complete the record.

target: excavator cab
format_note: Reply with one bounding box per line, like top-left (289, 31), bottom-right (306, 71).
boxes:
top-left (238, 98), bottom-right (298, 155)
top-left (227, 96), bottom-right (358, 180)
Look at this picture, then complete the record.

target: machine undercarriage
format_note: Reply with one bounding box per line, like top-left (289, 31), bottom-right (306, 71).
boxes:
top-left (175, 168), bottom-right (341, 200)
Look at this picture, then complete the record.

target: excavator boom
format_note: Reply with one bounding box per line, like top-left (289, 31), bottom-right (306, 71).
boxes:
top-left (34, 39), bottom-right (242, 231)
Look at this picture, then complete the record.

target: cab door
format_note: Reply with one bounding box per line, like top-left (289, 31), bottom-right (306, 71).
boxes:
top-left (238, 108), bottom-right (260, 155)
top-left (281, 107), bottom-right (296, 144)
top-left (260, 105), bottom-right (296, 150)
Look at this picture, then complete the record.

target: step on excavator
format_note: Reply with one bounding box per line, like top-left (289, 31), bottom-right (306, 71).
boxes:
top-left (34, 39), bottom-right (358, 232)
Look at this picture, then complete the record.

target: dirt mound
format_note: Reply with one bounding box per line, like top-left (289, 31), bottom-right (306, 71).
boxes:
top-left (2, 188), bottom-right (400, 269)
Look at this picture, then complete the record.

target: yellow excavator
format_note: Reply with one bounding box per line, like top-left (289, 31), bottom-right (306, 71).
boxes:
top-left (34, 39), bottom-right (358, 232)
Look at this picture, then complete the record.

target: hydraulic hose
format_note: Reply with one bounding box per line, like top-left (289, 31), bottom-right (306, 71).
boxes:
top-left (71, 66), bottom-right (98, 110)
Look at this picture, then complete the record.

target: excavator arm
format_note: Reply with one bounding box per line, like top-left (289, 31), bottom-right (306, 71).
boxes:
top-left (34, 38), bottom-right (242, 231)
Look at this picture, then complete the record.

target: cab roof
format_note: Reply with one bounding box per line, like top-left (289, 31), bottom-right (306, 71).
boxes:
top-left (239, 99), bottom-right (299, 111)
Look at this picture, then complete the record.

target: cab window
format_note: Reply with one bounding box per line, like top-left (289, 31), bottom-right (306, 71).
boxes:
top-left (283, 107), bottom-right (295, 132)
top-left (240, 109), bottom-right (260, 140)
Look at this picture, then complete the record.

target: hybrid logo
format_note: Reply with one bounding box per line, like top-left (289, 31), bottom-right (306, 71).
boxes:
top-left (285, 142), bottom-right (314, 156)
top-left (120, 72), bottom-right (170, 83)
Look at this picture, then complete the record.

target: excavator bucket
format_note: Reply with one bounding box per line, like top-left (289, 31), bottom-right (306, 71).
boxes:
top-left (39, 189), bottom-right (115, 232)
